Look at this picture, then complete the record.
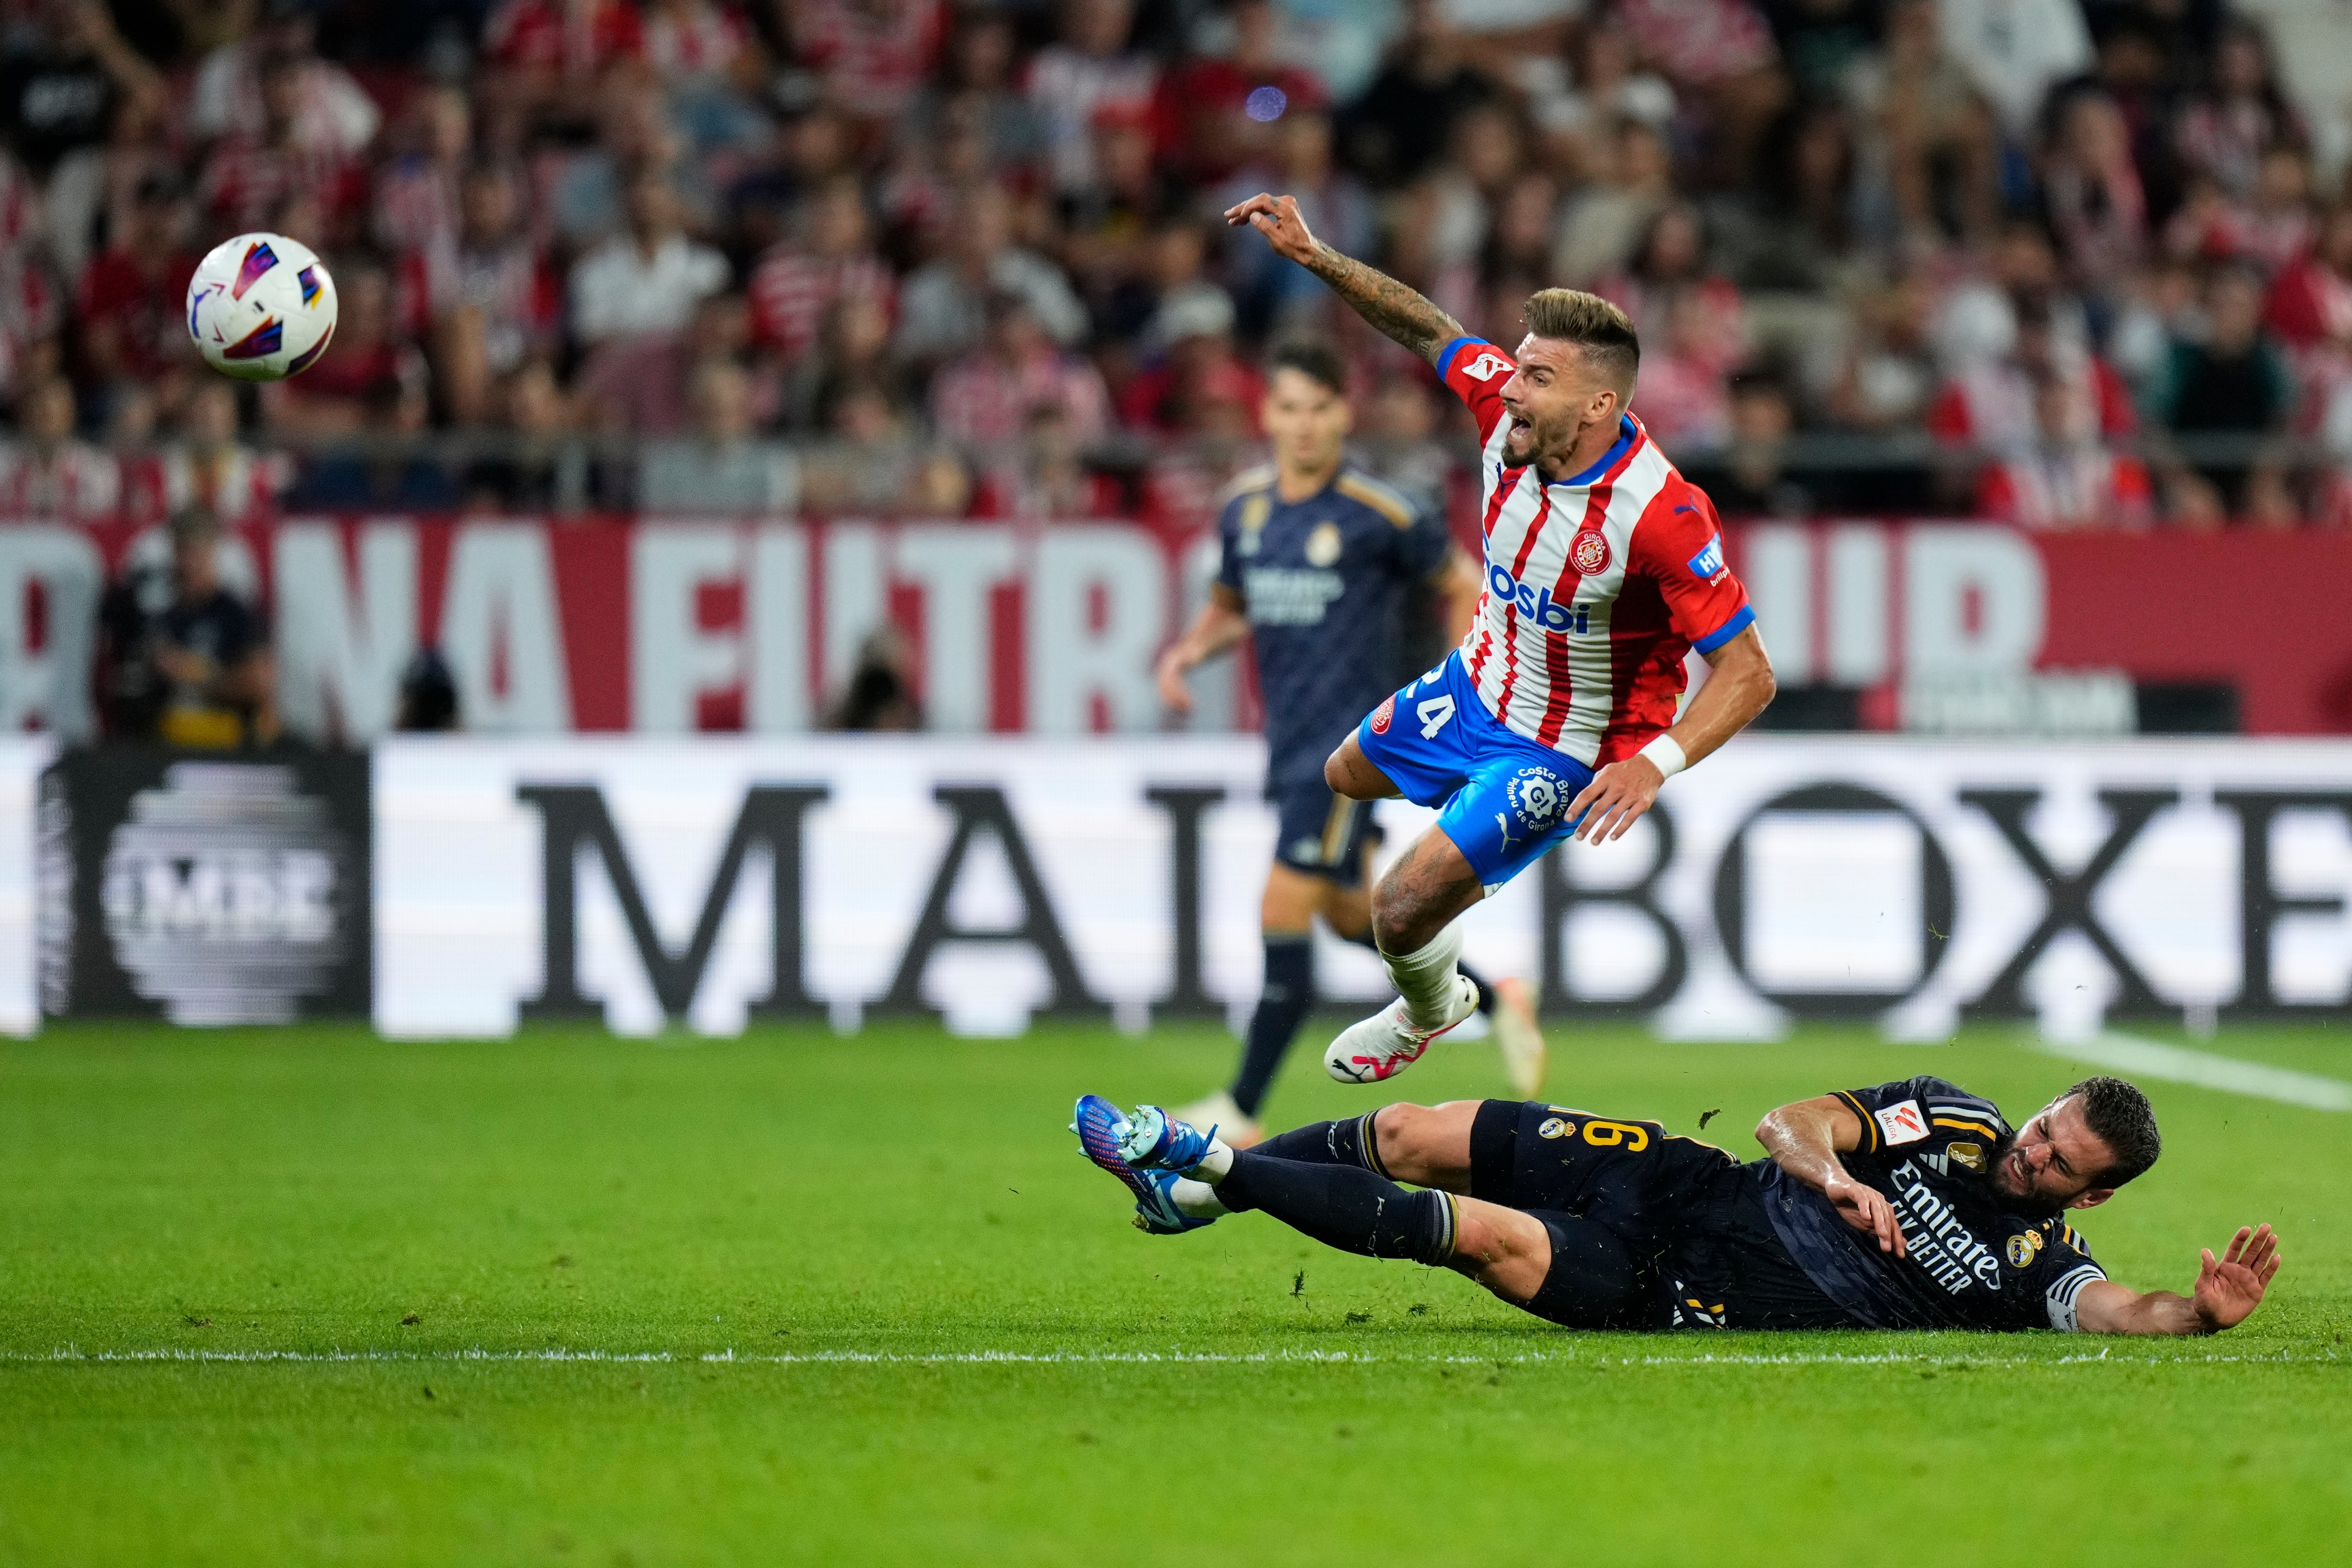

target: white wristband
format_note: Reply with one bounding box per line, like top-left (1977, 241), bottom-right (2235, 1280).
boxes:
top-left (1638, 733), bottom-right (1687, 779)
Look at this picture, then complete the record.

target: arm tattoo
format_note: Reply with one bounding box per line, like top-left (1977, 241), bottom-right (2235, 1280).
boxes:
top-left (1303, 241), bottom-right (1466, 364)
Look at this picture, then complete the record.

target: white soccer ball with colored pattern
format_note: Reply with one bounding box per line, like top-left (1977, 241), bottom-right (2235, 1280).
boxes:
top-left (185, 232), bottom-right (338, 382)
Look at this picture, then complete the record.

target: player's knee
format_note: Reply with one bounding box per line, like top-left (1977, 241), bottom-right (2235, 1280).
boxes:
top-left (1371, 1100), bottom-right (1475, 1186)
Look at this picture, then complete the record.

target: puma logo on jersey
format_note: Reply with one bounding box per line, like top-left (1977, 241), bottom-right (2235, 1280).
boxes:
top-left (1463, 352), bottom-right (1512, 381)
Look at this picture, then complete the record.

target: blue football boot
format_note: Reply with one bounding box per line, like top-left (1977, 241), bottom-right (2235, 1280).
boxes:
top-left (1114, 1104), bottom-right (1220, 1174)
top-left (1071, 1094), bottom-right (1215, 1234)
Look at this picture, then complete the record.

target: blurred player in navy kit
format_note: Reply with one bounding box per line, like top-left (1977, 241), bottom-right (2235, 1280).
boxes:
top-left (1157, 340), bottom-right (1547, 1146)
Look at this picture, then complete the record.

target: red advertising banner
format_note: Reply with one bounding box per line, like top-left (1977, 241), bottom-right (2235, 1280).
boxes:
top-left (1, 515), bottom-right (2346, 738)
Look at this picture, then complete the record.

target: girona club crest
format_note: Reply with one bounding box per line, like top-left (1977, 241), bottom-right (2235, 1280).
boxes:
top-left (1570, 531), bottom-right (1611, 576)
top-left (1369, 696), bottom-right (1395, 734)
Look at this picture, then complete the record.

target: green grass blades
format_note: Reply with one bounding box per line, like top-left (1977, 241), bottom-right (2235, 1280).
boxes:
top-left (2, 1019), bottom-right (2347, 1566)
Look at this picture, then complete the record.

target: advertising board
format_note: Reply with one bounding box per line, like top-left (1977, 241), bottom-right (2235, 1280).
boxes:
top-left (371, 736), bottom-right (2352, 1041)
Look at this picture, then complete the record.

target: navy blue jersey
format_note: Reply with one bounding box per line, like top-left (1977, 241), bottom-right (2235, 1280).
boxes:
top-left (1756, 1077), bottom-right (2108, 1332)
top-left (1216, 462), bottom-right (1453, 790)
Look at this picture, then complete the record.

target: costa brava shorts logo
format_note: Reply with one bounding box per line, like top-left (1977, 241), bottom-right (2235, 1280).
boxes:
top-left (1505, 766), bottom-right (1565, 830)
top-left (1369, 696), bottom-right (1395, 734)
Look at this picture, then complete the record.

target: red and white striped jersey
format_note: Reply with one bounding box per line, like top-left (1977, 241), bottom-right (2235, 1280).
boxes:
top-left (1439, 335), bottom-right (1755, 767)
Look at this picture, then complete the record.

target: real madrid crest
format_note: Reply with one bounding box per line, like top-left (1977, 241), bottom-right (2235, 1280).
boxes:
top-left (1537, 1116), bottom-right (1570, 1139)
top-left (2006, 1231), bottom-right (2045, 1268)
top-left (1947, 1142), bottom-right (1984, 1174)
top-left (1304, 520), bottom-right (1344, 567)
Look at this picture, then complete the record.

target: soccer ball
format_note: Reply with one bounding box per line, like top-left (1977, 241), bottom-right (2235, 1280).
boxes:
top-left (185, 232), bottom-right (339, 382)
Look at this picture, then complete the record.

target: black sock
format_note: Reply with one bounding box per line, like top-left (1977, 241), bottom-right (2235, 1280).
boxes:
top-left (1342, 925), bottom-right (1498, 1017)
top-left (1253, 1112), bottom-right (1390, 1174)
top-left (1215, 1152), bottom-right (1456, 1265)
top-left (1230, 934), bottom-right (1314, 1118)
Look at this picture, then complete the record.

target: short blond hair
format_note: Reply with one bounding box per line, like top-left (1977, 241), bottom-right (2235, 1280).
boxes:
top-left (1522, 288), bottom-right (1639, 392)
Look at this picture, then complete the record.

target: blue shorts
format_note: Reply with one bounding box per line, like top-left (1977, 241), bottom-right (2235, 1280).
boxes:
top-left (1356, 651), bottom-right (1596, 891)
top-left (1270, 776), bottom-right (1379, 886)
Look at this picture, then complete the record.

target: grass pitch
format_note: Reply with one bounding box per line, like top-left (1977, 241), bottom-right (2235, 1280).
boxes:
top-left (1, 1018), bottom-right (2346, 1566)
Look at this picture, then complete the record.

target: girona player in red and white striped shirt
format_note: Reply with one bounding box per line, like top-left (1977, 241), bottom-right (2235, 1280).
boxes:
top-left (1224, 191), bottom-right (1780, 1088)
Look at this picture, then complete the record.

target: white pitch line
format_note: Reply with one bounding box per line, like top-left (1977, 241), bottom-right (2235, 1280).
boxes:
top-left (2033, 1031), bottom-right (2352, 1113)
top-left (9, 1347), bottom-right (2340, 1369)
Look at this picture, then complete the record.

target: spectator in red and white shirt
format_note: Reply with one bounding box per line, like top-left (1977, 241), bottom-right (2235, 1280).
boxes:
top-left (1976, 373), bottom-right (2154, 530)
top-left (643, 0), bottom-right (770, 152)
top-left (2042, 91), bottom-right (2146, 298)
top-left (373, 85), bottom-right (472, 262)
top-left (2265, 205), bottom-right (2352, 424)
top-left (894, 182), bottom-right (1089, 369)
top-left (152, 380), bottom-right (292, 526)
top-left (265, 262), bottom-right (424, 437)
top-left (969, 402), bottom-right (1126, 519)
top-left (1627, 287), bottom-right (1734, 450)
top-left (186, 9), bottom-right (378, 155)
top-left (1026, 0), bottom-right (1159, 196)
top-left (412, 161), bottom-right (562, 425)
top-left (2170, 18), bottom-right (2303, 206)
top-left (0, 376), bottom-right (119, 520)
top-left (930, 291), bottom-right (1113, 454)
top-left (75, 173), bottom-right (196, 398)
top-left (643, 0), bottom-right (755, 82)
top-left (747, 176), bottom-right (895, 364)
top-left (198, 50), bottom-right (362, 238)
top-left (1928, 300), bottom-right (2137, 456)
top-left (1153, 0), bottom-right (1326, 184)
top-left (793, 0), bottom-right (948, 126)
top-left (483, 0), bottom-right (647, 118)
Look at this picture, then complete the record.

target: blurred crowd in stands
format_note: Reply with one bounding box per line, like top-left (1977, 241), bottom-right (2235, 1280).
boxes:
top-left (2, 0), bottom-right (2352, 530)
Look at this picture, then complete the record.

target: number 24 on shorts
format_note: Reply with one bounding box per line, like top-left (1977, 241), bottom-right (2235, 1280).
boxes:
top-left (1414, 695), bottom-right (1455, 738)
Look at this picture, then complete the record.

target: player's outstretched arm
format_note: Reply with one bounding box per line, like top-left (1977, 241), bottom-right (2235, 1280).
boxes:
top-left (1755, 1093), bottom-right (1907, 1258)
top-left (1157, 586), bottom-right (1251, 714)
top-left (1567, 624), bottom-right (1776, 843)
top-left (2074, 1225), bottom-right (2281, 1335)
top-left (1224, 193), bottom-right (1468, 364)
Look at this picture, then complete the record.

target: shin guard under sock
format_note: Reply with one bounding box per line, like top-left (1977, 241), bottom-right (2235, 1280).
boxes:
top-left (1230, 934), bottom-right (1315, 1117)
top-left (1347, 923), bottom-right (1497, 1018)
top-left (1214, 1152), bottom-right (1455, 1265)
top-left (1250, 1113), bottom-right (1391, 1175)
top-left (1381, 924), bottom-right (1464, 1031)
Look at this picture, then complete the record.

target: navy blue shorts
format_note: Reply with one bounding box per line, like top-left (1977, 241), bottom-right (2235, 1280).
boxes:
top-left (1355, 650), bottom-right (1596, 891)
top-left (1271, 777), bottom-right (1378, 886)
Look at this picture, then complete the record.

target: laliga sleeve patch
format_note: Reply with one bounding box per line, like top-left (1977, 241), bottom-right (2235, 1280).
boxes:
top-left (1874, 1099), bottom-right (1929, 1146)
top-left (1686, 533), bottom-right (1726, 580)
top-left (1369, 696), bottom-right (1395, 735)
top-left (1569, 531), bottom-right (1610, 575)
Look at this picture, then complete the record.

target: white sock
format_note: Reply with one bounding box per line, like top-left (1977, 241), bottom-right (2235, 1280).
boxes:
top-left (1170, 1177), bottom-right (1230, 1218)
top-left (1382, 923), bottom-right (1465, 1031)
top-left (1188, 1137), bottom-right (1235, 1182)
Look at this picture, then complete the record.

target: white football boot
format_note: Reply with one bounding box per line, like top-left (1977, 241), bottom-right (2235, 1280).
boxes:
top-left (1323, 972), bottom-right (1482, 1084)
top-left (1490, 976), bottom-right (1548, 1098)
